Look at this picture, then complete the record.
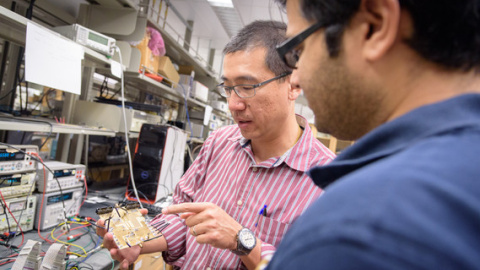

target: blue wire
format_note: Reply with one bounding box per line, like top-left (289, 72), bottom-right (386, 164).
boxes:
top-left (78, 234), bottom-right (102, 264)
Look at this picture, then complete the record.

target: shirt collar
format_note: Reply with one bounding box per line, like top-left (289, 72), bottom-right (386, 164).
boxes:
top-left (309, 93), bottom-right (480, 188)
top-left (228, 115), bottom-right (312, 171)
top-left (282, 115), bottom-right (315, 172)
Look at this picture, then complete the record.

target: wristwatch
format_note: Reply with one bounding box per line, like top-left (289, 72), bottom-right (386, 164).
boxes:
top-left (231, 227), bottom-right (257, 256)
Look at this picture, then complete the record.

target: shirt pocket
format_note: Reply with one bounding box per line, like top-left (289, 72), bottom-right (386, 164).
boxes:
top-left (254, 216), bottom-right (291, 247)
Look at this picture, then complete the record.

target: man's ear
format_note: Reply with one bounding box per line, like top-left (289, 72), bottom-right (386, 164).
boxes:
top-left (288, 82), bottom-right (302, 100)
top-left (288, 72), bottom-right (302, 100)
top-left (358, 0), bottom-right (401, 61)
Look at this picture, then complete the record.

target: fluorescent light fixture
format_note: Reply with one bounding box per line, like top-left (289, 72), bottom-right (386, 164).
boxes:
top-left (207, 0), bottom-right (234, 8)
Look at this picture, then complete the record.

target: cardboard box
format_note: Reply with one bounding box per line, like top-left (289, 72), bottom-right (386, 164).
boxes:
top-left (178, 65), bottom-right (195, 75)
top-left (158, 56), bottom-right (180, 86)
top-left (136, 32), bottom-right (159, 73)
top-left (134, 252), bottom-right (173, 270)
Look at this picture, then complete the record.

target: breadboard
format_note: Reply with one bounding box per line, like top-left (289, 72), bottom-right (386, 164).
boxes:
top-left (96, 202), bottom-right (162, 249)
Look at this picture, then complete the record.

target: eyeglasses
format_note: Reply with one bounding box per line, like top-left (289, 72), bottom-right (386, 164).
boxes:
top-left (217, 72), bottom-right (292, 98)
top-left (276, 21), bottom-right (326, 69)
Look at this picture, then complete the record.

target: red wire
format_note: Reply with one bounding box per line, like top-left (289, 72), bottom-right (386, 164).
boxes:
top-left (85, 216), bottom-right (97, 222)
top-left (0, 191), bottom-right (24, 248)
top-left (0, 259), bottom-right (15, 266)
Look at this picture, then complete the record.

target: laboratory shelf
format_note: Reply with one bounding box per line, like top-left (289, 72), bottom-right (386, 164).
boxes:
top-left (122, 71), bottom-right (208, 109)
top-left (146, 16), bottom-right (217, 79)
top-left (0, 6), bottom-right (113, 67)
top-left (0, 118), bottom-right (116, 137)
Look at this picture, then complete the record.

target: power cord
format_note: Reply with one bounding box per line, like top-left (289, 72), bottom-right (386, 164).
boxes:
top-left (0, 143), bottom-right (69, 243)
top-left (113, 45), bottom-right (143, 208)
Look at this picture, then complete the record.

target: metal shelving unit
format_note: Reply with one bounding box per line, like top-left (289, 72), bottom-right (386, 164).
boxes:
top-left (0, 1), bottom-right (231, 147)
top-left (122, 71), bottom-right (233, 121)
top-left (0, 6), bottom-right (122, 165)
top-left (0, 5), bottom-right (28, 46)
top-left (146, 16), bottom-right (217, 79)
top-left (0, 118), bottom-right (115, 136)
top-left (0, 6), bottom-right (113, 67)
top-left (0, 6), bottom-right (116, 137)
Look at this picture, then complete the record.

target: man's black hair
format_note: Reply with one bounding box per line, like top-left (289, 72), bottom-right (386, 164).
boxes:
top-left (276, 0), bottom-right (480, 71)
top-left (223, 20), bottom-right (292, 76)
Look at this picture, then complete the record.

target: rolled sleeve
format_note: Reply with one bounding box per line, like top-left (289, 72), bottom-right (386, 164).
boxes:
top-left (261, 241), bottom-right (276, 259)
top-left (150, 213), bottom-right (188, 266)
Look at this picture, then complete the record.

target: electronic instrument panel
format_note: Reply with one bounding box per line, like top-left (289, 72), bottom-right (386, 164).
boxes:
top-left (0, 145), bottom-right (37, 174)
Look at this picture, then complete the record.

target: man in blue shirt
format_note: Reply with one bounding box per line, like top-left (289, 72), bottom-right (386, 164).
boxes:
top-left (267, 0), bottom-right (480, 269)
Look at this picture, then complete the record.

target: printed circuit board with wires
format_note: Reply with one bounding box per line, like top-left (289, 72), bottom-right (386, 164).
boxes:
top-left (96, 202), bottom-right (167, 249)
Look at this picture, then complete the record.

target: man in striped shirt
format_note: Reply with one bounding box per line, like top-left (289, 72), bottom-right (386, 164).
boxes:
top-left (98, 20), bottom-right (335, 270)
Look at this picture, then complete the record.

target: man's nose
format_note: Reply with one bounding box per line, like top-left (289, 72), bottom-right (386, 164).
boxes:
top-left (228, 91), bottom-right (247, 111)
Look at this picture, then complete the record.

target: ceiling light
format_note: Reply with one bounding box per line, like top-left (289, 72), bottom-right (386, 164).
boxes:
top-left (207, 0), bottom-right (234, 8)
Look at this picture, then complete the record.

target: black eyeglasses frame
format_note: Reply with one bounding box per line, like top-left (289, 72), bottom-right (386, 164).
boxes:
top-left (276, 21), bottom-right (326, 69)
top-left (217, 72), bottom-right (292, 98)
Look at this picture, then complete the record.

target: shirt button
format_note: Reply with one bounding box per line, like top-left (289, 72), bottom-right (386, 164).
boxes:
top-left (252, 167), bottom-right (258, 172)
top-left (206, 268), bottom-right (212, 270)
top-left (237, 200), bottom-right (243, 206)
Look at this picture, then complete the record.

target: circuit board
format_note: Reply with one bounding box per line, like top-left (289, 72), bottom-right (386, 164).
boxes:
top-left (96, 202), bottom-right (166, 249)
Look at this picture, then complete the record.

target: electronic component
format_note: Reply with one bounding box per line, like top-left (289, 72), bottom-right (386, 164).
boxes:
top-left (0, 195), bottom-right (37, 234)
top-left (34, 188), bottom-right (83, 230)
top-left (0, 172), bottom-right (36, 199)
top-left (96, 202), bottom-right (165, 249)
top-left (0, 145), bottom-right (37, 174)
top-left (53, 24), bottom-right (116, 56)
top-left (144, 203), bottom-right (163, 217)
top-left (36, 161), bottom-right (85, 193)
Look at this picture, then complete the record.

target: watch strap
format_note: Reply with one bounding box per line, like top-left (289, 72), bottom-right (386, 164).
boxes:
top-left (231, 228), bottom-right (256, 256)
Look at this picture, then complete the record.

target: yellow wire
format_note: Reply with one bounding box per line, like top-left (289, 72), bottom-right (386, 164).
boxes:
top-left (66, 221), bottom-right (90, 226)
top-left (67, 251), bottom-right (85, 257)
top-left (50, 222), bottom-right (88, 257)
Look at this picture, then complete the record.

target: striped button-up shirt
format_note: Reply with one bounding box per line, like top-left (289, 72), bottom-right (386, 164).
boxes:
top-left (150, 115), bottom-right (335, 269)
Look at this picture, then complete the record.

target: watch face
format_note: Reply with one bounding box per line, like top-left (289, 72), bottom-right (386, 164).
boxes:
top-left (239, 229), bottom-right (256, 248)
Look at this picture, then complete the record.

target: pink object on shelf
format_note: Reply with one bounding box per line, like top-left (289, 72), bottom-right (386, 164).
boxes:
top-left (147, 27), bottom-right (166, 56)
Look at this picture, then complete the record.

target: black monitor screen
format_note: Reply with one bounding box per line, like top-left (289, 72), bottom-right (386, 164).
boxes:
top-left (47, 192), bottom-right (73, 205)
top-left (0, 151), bottom-right (25, 161)
top-left (53, 169), bottom-right (75, 178)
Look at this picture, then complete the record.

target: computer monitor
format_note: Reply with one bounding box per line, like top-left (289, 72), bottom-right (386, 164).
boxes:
top-left (125, 124), bottom-right (187, 204)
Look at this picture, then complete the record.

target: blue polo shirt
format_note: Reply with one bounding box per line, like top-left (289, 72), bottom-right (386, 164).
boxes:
top-left (267, 94), bottom-right (480, 269)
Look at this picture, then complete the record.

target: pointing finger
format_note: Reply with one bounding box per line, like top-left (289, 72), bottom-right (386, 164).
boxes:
top-left (162, 202), bottom-right (210, 215)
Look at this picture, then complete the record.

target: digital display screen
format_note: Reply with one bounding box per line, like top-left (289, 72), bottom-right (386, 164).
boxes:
top-left (47, 192), bottom-right (73, 205)
top-left (53, 169), bottom-right (76, 178)
top-left (0, 150), bottom-right (25, 161)
top-left (88, 32), bottom-right (108, 45)
top-left (9, 201), bottom-right (25, 212)
top-left (0, 175), bottom-right (21, 187)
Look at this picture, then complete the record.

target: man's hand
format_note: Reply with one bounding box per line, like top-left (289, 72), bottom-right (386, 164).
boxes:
top-left (162, 202), bottom-right (242, 250)
top-left (96, 208), bottom-right (148, 269)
